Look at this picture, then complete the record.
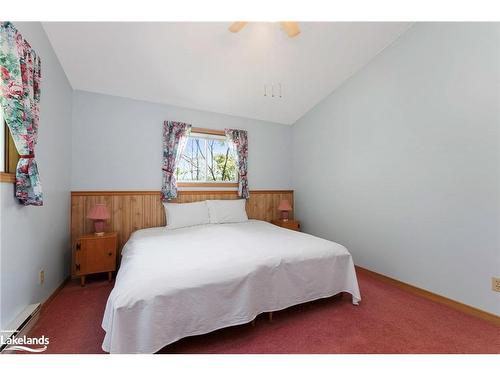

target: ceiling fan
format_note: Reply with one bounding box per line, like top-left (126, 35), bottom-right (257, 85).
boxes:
top-left (228, 22), bottom-right (301, 38)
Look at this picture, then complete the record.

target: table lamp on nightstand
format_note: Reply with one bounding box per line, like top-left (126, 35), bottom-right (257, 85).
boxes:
top-left (87, 204), bottom-right (110, 236)
top-left (278, 200), bottom-right (292, 221)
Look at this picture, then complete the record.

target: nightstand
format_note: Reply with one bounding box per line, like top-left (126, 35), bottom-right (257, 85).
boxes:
top-left (73, 232), bottom-right (117, 287)
top-left (271, 219), bottom-right (301, 232)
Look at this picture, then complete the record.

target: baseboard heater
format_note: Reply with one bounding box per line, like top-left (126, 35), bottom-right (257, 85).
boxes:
top-left (0, 303), bottom-right (41, 353)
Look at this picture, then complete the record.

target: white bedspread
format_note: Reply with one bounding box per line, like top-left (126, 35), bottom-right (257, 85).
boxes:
top-left (102, 220), bottom-right (361, 353)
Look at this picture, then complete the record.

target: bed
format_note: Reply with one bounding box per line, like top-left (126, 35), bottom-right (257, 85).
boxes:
top-left (101, 220), bottom-right (361, 353)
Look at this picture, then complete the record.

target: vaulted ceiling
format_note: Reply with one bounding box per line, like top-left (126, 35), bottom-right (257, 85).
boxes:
top-left (43, 22), bottom-right (412, 124)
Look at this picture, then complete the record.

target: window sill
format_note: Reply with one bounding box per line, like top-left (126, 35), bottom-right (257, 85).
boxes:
top-left (0, 172), bottom-right (15, 183)
top-left (178, 182), bottom-right (238, 188)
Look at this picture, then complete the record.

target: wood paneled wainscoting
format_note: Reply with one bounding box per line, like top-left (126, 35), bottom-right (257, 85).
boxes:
top-left (71, 190), bottom-right (293, 278)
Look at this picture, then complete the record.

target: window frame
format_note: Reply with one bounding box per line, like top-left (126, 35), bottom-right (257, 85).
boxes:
top-left (177, 127), bottom-right (239, 188)
top-left (0, 111), bottom-right (18, 183)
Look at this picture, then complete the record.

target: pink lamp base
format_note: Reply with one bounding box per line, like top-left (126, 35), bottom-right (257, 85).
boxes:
top-left (94, 220), bottom-right (105, 235)
top-left (280, 211), bottom-right (290, 221)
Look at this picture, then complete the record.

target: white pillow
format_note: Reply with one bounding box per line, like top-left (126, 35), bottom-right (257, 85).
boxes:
top-left (163, 201), bottom-right (210, 230)
top-left (206, 199), bottom-right (248, 224)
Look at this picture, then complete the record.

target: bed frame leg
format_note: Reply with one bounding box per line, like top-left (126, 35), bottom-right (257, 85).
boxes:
top-left (268, 312), bottom-right (273, 322)
top-left (251, 319), bottom-right (256, 327)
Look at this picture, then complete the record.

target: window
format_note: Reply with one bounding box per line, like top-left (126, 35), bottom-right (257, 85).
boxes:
top-left (176, 128), bottom-right (238, 187)
top-left (0, 109), bottom-right (19, 182)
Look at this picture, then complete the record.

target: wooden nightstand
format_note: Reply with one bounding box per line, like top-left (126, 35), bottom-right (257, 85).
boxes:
top-left (271, 219), bottom-right (301, 232)
top-left (73, 232), bottom-right (117, 287)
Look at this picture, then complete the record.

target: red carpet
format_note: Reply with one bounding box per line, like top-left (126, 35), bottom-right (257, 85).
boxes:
top-left (24, 271), bottom-right (500, 354)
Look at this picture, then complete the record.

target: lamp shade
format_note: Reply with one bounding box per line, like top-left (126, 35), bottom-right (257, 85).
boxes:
top-left (87, 204), bottom-right (110, 220)
top-left (278, 200), bottom-right (292, 212)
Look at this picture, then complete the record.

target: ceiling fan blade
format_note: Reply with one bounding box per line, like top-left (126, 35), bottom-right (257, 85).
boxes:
top-left (228, 22), bottom-right (248, 33)
top-left (280, 22), bottom-right (301, 38)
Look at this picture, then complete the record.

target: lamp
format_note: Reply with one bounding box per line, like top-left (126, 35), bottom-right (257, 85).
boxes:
top-left (87, 204), bottom-right (110, 235)
top-left (278, 200), bottom-right (292, 221)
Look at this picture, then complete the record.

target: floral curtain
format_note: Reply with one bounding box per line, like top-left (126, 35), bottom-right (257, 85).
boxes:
top-left (0, 22), bottom-right (43, 206)
top-left (161, 120), bottom-right (191, 201)
top-left (225, 128), bottom-right (249, 199)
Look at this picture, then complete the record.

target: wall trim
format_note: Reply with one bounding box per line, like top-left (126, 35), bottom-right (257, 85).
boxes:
top-left (191, 127), bottom-right (226, 136)
top-left (40, 277), bottom-right (71, 313)
top-left (355, 266), bottom-right (500, 326)
top-left (71, 189), bottom-right (294, 196)
top-left (0, 172), bottom-right (15, 183)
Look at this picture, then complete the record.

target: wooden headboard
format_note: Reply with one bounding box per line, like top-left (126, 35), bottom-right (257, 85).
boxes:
top-left (71, 189), bottom-right (294, 253)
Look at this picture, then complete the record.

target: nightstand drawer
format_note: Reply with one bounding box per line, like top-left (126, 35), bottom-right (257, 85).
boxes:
top-left (74, 232), bottom-right (117, 285)
top-left (79, 237), bottom-right (116, 274)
